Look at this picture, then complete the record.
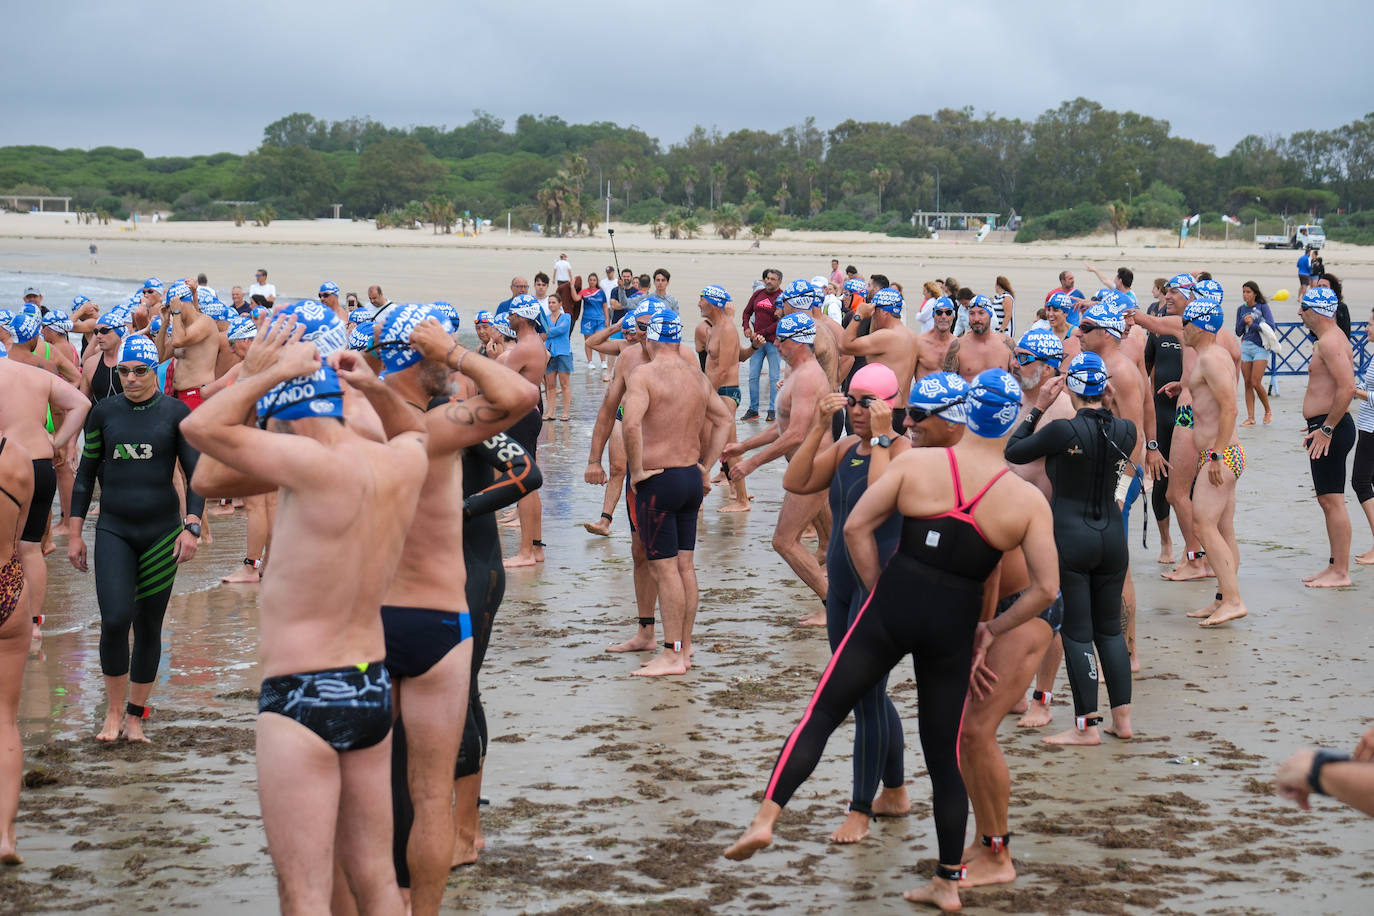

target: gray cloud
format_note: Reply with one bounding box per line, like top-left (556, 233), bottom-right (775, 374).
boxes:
top-left (3, 0), bottom-right (1368, 157)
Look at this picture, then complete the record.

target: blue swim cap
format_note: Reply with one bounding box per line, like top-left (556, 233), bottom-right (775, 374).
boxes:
top-left (965, 369), bottom-right (1024, 438)
top-left (318, 281), bottom-right (340, 297)
top-left (506, 294), bottom-right (546, 331)
top-left (776, 312), bottom-right (817, 345)
top-left (1166, 273), bottom-right (1196, 295)
top-left (119, 334), bottom-right (160, 367)
top-left (348, 307), bottom-right (371, 325)
top-left (431, 301), bottom-right (461, 332)
top-left (376, 303), bottom-right (446, 372)
top-left (200, 300), bottom-right (234, 322)
top-left (8, 310), bottom-right (41, 343)
top-left (1065, 352), bottom-right (1109, 396)
top-left (633, 296), bottom-right (666, 320)
top-left (701, 285), bottom-right (732, 307)
top-left (871, 287), bottom-right (903, 315)
top-left (72, 295), bottom-right (91, 309)
top-left (348, 321), bottom-right (374, 351)
top-left (780, 279), bottom-right (820, 310)
top-left (1194, 278), bottom-right (1223, 304)
top-left (619, 313), bottom-right (638, 334)
top-left (1046, 292), bottom-right (1078, 313)
top-left (842, 278), bottom-right (867, 295)
top-left (931, 295), bottom-right (956, 313)
top-left (42, 309), bottom-right (73, 333)
top-left (474, 310), bottom-right (494, 326)
top-left (166, 282), bottom-right (194, 304)
top-left (250, 305), bottom-right (270, 321)
top-left (1301, 286), bottom-right (1339, 318)
top-left (1016, 328), bottom-right (1064, 368)
top-left (968, 294), bottom-right (994, 316)
top-left (909, 372), bottom-right (969, 425)
top-left (96, 310), bottom-right (129, 337)
top-left (1080, 302), bottom-right (1125, 338)
top-left (142, 277), bottom-right (163, 292)
top-left (148, 315), bottom-right (162, 336)
top-left (646, 309), bottom-right (683, 344)
top-left (227, 316), bottom-right (258, 342)
top-left (1182, 296), bottom-right (1224, 332)
top-left (273, 299), bottom-right (348, 358)
top-left (257, 364), bottom-right (345, 423)
top-left (493, 316), bottom-right (518, 339)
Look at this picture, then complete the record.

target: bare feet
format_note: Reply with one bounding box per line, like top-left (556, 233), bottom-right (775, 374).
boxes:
top-left (1302, 562), bottom-right (1334, 582)
top-left (724, 807), bottom-right (778, 861)
top-left (1044, 723), bottom-right (1101, 746)
top-left (1008, 698), bottom-right (1028, 715)
top-left (503, 546), bottom-right (544, 568)
top-left (1200, 600), bottom-right (1248, 627)
top-left (0, 832), bottom-right (21, 865)
top-left (1187, 597), bottom-right (1221, 619)
top-left (1356, 548), bottom-right (1374, 565)
top-left (220, 564), bottom-right (261, 584)
top-left (600, 370), bottom-right (611, 382)
top-left (902, 876), bottom-right (962, 911)
top-left (96, 707), bottom-right (123, 742)
top-left (1240, 417), bottom-right (1256, 427)
top-left (1305, 568), bottom-right (1352, 588)
top-left (123, 714), bottom-right (151, 744)
top-left (1263, 412), bottom-right (1273, 425)
top-left (718, 500), bottom-right (752, 513)
top-left (1157, 542), bottom-right (1175, 565)
top-left (607, 630), bottom-right (656, 653)
top-left (960, 850), bottom-right (1016, 888)
top-left (871, 786), bottom-right (911, 817)
top-left (1162, 558), bottom-right (1212, 581)
top-left (1017, 702), bottom-right (1053, 728)
top-left (1103, 710), bottom-right (1133, 739)
top-left (582, 519), bottom-right (612, 536)
top-left (631, 649), bottom-right (689, 677)
top-left (829, 811), bottom-right (871, 844)
top-left (797, 610), bottom-right (827, 627)
top-left (1130, 652), bottom-right (1141, 674)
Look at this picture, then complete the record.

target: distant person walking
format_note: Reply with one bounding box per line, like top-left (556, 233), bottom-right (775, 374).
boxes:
top-left (88, 244), bottom-right (98, 264)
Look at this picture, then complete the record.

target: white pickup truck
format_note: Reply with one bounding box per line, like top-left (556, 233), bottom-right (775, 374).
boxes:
top-left (1256, 224), bottom-right (1326, 250)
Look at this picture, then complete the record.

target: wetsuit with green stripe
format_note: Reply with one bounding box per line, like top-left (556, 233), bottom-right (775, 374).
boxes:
top-left (71, 391), bottom-right (203, 683)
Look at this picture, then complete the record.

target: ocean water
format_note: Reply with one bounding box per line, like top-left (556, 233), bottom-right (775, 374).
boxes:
top-left (0, 268), bottom-right (139, 313)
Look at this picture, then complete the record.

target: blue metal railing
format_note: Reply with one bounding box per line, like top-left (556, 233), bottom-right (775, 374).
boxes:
top-left (1266, 322), bottom-right (1369, 393)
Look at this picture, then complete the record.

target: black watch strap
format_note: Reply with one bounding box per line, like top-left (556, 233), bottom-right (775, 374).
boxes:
top-left (1308, 749), bottom-right (1350, 795)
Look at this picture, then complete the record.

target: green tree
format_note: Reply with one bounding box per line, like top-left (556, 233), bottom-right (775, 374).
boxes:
top-left (424, 195), bottom-right (456, 233)
top-left (711, 162), bottom-right (727, 208)
top-left (681, 164), bottom-right (698, 208)
top-left (743, 169), bottom-right (761, 197)
top-left (240, 145), bottom-right (342, 216)
top-left (870, 164), bottom-right (892, 211)
top-left (649, 166), bottom-right (669, 199)
top-left (714, 203), bottom-right (742, 239)
top-left (343, 138), bottom-right (444, 216)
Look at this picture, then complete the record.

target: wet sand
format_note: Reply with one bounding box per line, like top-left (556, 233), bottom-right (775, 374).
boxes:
top-left (6, 227), bottom-right (1374, 913)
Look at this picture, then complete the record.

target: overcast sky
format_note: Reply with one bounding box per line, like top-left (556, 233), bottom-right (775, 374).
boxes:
top-left (3, 1), bottom-right (1368, 158)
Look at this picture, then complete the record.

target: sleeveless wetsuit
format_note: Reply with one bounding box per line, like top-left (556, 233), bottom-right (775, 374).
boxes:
top-left (1143, 306), bottom-right (1182, 524)
top-left (70, 392), bottom-right (204, 683)
top-left (764, 449), bottom-right (1009, 865)
top-left (1006, 406), bottom-right (1136, 722)
top-left (90, 356), bottom-right (124, 402)
top-left (825, 441), bottom-right (903, 815)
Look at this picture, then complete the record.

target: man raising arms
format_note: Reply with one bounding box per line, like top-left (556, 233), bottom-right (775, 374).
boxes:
top-left (182, 307), bottom-right (427, 915)
top-left (155, 280), bottom-right (221, 411)
top-left (622, 309), bottom-right (733, 676)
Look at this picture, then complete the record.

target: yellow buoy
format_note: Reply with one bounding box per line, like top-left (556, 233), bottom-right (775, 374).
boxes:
top-left (1272, 288), bottom-right (1290, 301)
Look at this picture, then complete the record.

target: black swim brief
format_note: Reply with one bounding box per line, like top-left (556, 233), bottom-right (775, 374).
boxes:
top-left (1306, 413), bottom-right (1357, 496)
top-left (717, 385), bottom-right (741, 404)
top-left (21, 458), bottom-right (57, 543)
top-left (633, 466), bottom-right (704, 560)
top-left (507, 405), bottom-right (542, 461)
top-left (382, 605), bottom-right (473, 679)
top-left (995, 589), bottom-right (1064, 634)
top-left (258, 661), bottom-right (393, 752)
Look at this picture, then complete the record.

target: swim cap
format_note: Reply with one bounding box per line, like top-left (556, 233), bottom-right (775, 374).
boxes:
top-left (633, 297), bottom-right (666, 320)
top-left (0, 341), bottom-right (5, 357)
top-left (646, 309), bottom-right (683, 344)
top-left (20, 303), bottom-right (39, 316)
top-left (318, 281), bottom-right (340, 297)
top-left (96, 310), bottom-right (129, 337)
top-left (1065, 352), bottom-right (1109, 396)
top-left (965, 369), bottom-right (1024, 438)
top-left (968, 294), bottom-right (994, 316)
top-left (493, 315), bottom-right (518, 339)
top-left (0, 311), bottom-right (14, 334)
top-left (1192, 278), bottom-right (1222, 304)
top-left (431, 301), bottom-right (461, 332)
top-left (250, 305), bottom-right (270, 321)
top-left (1079, 302), bottom-right (1125, 338)
top-left (1092, 288), bottom-right (1126, 308)
top-left (842, 278), bottom-right (866, 295)
top-left (780, 279), bottom-right (820, 310)
top-left (256, 364), bottom-right (345, 423)
top-left (227, 316), bottom-right (258, 342)
top-left (376, 303), bottom-right (447, 372)
top-left (850, 363), bottom-right (899, 405)
top-left (776, 312), bottom-right (817, 345)
top-left (909, 372), bottom-right (969, 425)
top-left (619, 313), bottom-right (638, 334)
top-left (1301, 286), bottom-right (1339, 318)
top-left (1166, 273), bottom-right (1196, 295)
top-left (119, 334), bottom-right (160, 367)
top-left (273, 299), bottom-right (348, 358)
top-left (72, 295), bottom-right (91, 309)
top-left (8, 310), bottom-right (40, 343)
top-left (506, 294), bottom-right (546, 331)
top-left (1016, 328), bottom-right (1065, 368)
top-left (166, 282), bottom-right (194, 303)
top-left (200, 300), bottom-right (234, 322)
top-left (871, 287), bottom-right (903, 315)
top-left (1046, 292), bottom-right (1078, 313)
top-left (42, 309), bottom-right (73, 333)
top-left (147, 315), bottom-right (162, 336)
top-left (348, 321), bottom-right (374, 351)
top-left (701, 285), bottom-right (732, 307)
top-left (474, 309), bottom-right (494, 326)
top-left (348, 307), bottom-right (372, 325)
top-left (1182, 297), bottom-right (1224, 333)
top-left (142, 278), bottom-right (163, 292)
top-left (931, 295), bottom-right (956, 313)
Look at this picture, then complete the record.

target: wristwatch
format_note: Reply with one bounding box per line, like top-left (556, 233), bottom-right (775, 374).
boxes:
top-left (869, 435), bottom-right (893, 448)
top-left (183, 518), bottom-right (202, 538)
top-left (1207, 450), bottom-right (1221, 462)
top-left (1320, 424), bottom-right (1334, 437)
top-left (1308, 748), bottom-right (1350, 795)
top-left (1146, 439), bottom-right (1160, 451)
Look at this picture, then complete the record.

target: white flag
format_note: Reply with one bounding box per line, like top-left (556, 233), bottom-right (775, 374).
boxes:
top-left (1222, 214), bottom-right (1241, 226)
top-left (1188, 213), bottom-right (1201, 226)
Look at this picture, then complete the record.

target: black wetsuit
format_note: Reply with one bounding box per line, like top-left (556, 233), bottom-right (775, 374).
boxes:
top-left (71, 391), bottom-right (202, 684)
top-left (1006, 406), bottom-right (1136, 723)
top-left (1143, 303), bottom-right (1182, 524)
top-left (825, 441), bottom-right (903, 815)
top-left (89, 356), bottom-right (124, 403)
top-left (763, 449), bottom-right (1010, 866)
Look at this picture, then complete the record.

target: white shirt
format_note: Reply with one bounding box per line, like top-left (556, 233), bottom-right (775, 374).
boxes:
top-left (599, 276), bottom-right (618, 298)
top-left (248, 282), bottom-right (276, 301)
top-left (553, 259), bottom-right (573, 283)
top-left (918, 298), bottom-right (937, 333)
top-left (822, 294), bottom-right (843, 323)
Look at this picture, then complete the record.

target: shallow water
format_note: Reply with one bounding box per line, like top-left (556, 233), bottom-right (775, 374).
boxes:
top-left (6, 268), bottom-right (1374, 914)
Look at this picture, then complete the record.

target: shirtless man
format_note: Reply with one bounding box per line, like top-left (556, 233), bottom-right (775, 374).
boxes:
top-left (1005, 329), bottom-right (1075, 729)
top-left (1176, 297), bottom-right (1249, 625)
top-left (182, 309), bottom-right (427, 916)
top-left (1298, 287), bottom-right (1357, 588)
top-left (155, 280), bottom-right (220, 409)
top-left (725, 314), bottom-right (833, 611)
top-left (0, 326), bottom-right (89, 640)
top-left (622, 309), bottom-right (732, 677)
top-left (916, 296), bottom-right (957, 379)
top-left (364, 305), bottom-right (538, 914)
top-left (497, 296), bottom-right (548, 568)
top-left (698, 286), bottom-right (753, 512)
top-left (7, 311), bottom-right (80, 384)
top-left (943, 296), bottom-right (1014, 382)
top-left (778, 280), bottom-right (841, 392)
top-left (840, 288), bottom-right (920, 435)
top-left (582, 315), bottom-right (642, 536)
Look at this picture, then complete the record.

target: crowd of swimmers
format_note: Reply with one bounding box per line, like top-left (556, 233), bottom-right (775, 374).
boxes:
top-left (0, 257), bottom-right (1371, 910)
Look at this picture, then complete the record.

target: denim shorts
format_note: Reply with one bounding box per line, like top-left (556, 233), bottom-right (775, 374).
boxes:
top-left (1240, 339), bottom-right (1270, 363)
top-left (547, 354), bottom-right (573, 374)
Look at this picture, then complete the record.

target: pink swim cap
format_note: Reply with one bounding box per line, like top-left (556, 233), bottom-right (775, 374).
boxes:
top-left (849, 363), bottom-right (899, 405)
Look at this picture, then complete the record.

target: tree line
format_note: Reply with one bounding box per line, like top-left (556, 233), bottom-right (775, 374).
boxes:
top-left (3, 100), bottom-right (1373, 243)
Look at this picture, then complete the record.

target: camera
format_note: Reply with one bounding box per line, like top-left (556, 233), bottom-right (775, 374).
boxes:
top-left (607, 228), bottom-right (615, 236)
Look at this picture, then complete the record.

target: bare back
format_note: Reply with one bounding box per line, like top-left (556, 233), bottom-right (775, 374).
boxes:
top-left (705, 320), bottom-right (742, 390)
top-left (777, 358), bottom-right (830, 457)
top-left (0, 359), bottom-right (61, 459)
top-left (385, 422), bottom-right (465, 613)
top-left (170, 311), bottom-right (221, 390)
top-left (500, 332), bottom-right (548, 388)
top-left (632, 357), bottom-right (712, 471)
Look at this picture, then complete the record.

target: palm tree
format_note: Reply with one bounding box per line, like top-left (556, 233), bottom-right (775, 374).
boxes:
top-left (714, 203), bottom-right (742, 240)
top-left (840, 170), bottom-right (859, 198)
top-left (743, 169), bottom-right (761, 198)
top-left (424, 195), bottom-right (454, 234)
top-left (650, 166), bottom-right (669, 200)
top-left (870, 164), bottom-right (893, 212)
top-left (775, 162), bottom-right (792, 214)
top-left (565, 154), bottom-right (588, 196)
top-left (681, 164), bottom-right (698, 208)
top-left (809, 189), bottom-right (826, 218)
top-left (1106, 200), bottom-right (1129, 245)
top-left (618, 158), bottom-right (638, 206)
top-left (711, 162), bottom-right (727, 208)
top-left (803, 159), bottom-right (819, 195)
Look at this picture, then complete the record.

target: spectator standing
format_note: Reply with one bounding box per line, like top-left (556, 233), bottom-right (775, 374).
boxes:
top-left (741, 268), bottom-right (784, 421)
top-left (248, 269), bottom-right (276, 307)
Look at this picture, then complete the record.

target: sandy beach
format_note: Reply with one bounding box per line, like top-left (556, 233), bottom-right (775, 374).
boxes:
top-left (3, 218), bottom-right (1373, 914)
